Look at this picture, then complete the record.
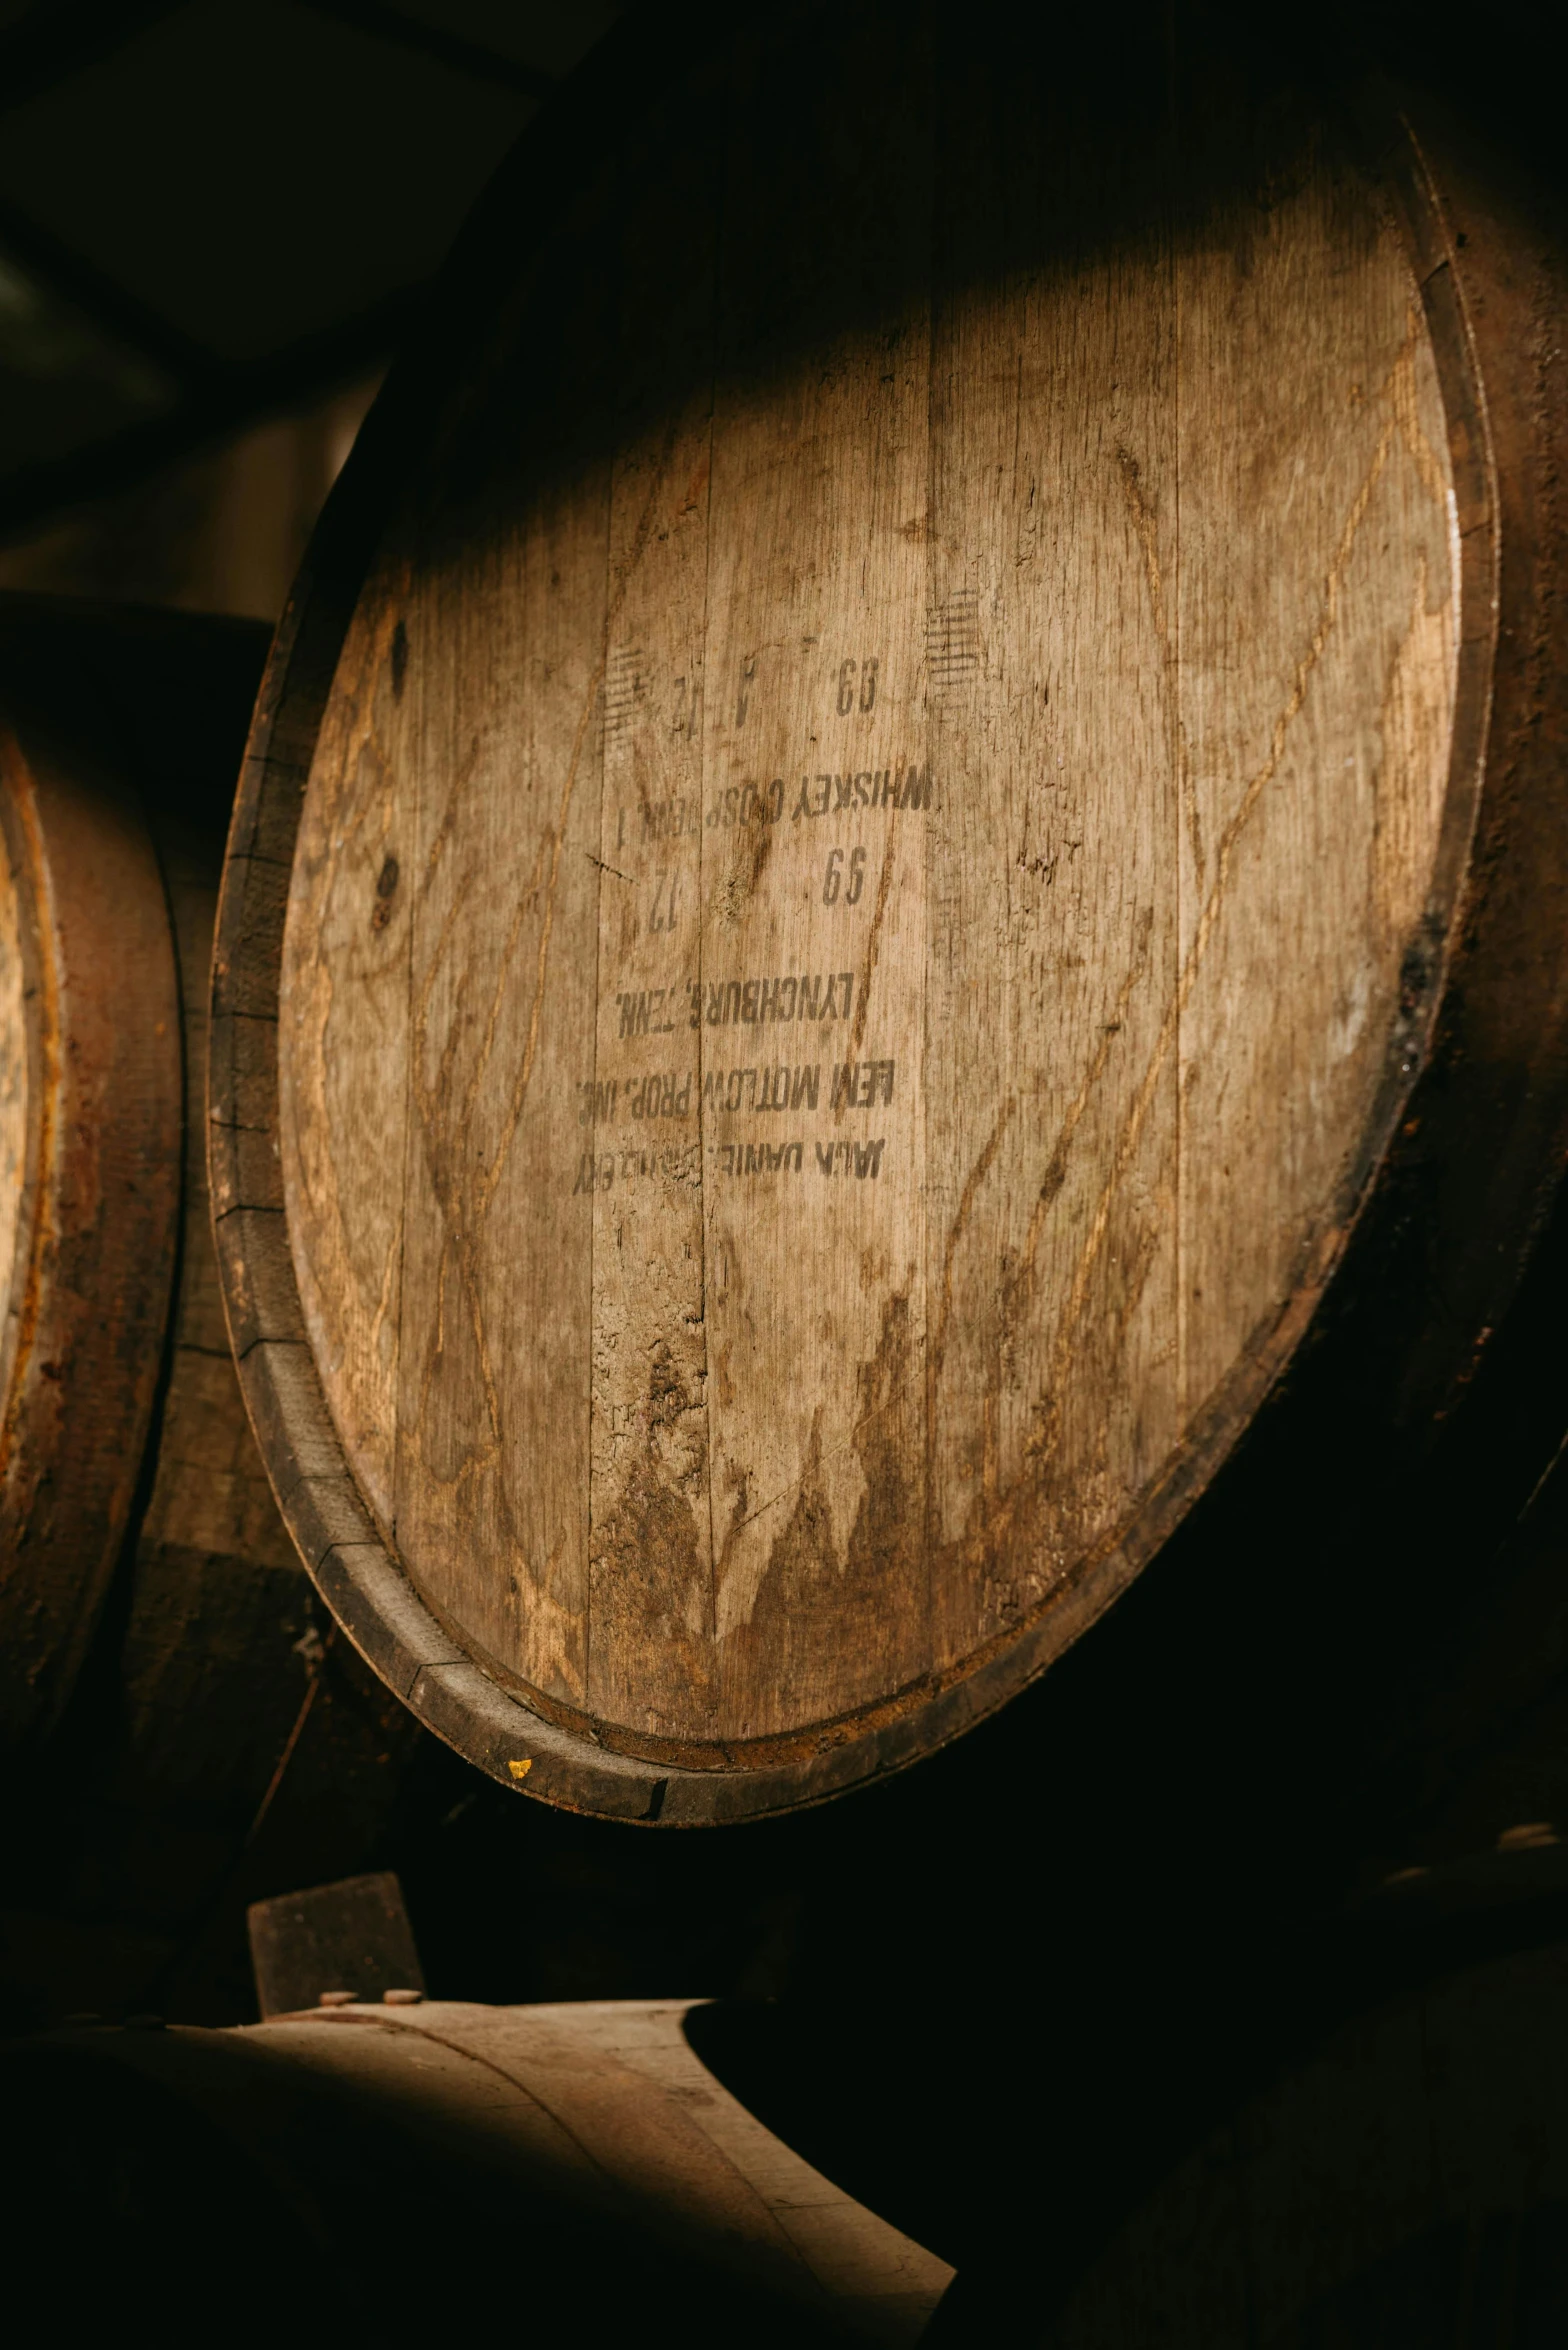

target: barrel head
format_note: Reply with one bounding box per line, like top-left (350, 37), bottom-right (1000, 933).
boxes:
top-left (215, 5), bottom-right (1523, 1818)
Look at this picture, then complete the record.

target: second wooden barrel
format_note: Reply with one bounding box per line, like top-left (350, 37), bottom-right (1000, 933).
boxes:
top-left (213, 3), bottom-right (1568, 1818)
top-left (940, 1890), bottom-right (1568, 2343)
top-left (1, 617), bottom-right (182, 1739)
top-left (1, 601), bottom-right (426, 2025)
top-left (0, 1999), bottom-right (952, 2340)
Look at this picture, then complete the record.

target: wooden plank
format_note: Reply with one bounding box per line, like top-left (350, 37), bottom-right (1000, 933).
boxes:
top-left (698, 14), bottom-right (934, 1737)
top-left (387, 198), bottom-right (618, 1709)
top-left (923, 44), bottom-right (1179, 1668)
top-left (0, 806), bottom-right (29, 1398)
top-left (0, 697), bottom-right (182, 1742)
top-left (584, 103), bottom-right (721, 1736)
top-left (275, 72), bottom-right (1461, 1751)
top-left (281, 578), bottom-right (415, 1533)
top-left (1174, 114), bottom-right (1457, 1426)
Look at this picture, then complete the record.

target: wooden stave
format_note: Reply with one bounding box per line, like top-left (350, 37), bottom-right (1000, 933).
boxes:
top-left (208, 7), bottom-right (1568, 1822)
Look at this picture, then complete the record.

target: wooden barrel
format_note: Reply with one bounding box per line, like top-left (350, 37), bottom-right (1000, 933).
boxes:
top-left (0, 622), bottom-right (182, 1738)
top-left (0, 601), bottom-right (427, 2025)
top-left (212, 2), bottom-right (1568, 1821)
top-left (0, 1998), bottom-right (952, 2340)
top-left (931, 1872), bottom-right (1568, 2343)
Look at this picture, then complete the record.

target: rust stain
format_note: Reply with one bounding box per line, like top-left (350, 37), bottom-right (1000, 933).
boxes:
top-left (286, 586), bottom-right (415, 1497)
top-left (490, 656), bottom-right (606, 1209)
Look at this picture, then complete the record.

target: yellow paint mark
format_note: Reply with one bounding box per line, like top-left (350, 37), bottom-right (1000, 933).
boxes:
top-left (507, 1758), bottom-right (533, 1781)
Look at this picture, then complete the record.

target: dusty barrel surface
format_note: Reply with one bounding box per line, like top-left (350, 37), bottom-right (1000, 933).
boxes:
top-left (0, 1998), bottom-right (952, 2341)
top-left (212, 2), bottom-right (1568, 1819)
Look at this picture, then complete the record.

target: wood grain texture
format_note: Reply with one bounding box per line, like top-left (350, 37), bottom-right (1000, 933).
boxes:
top-left (215, 3), bottom-right (1568, 1819)
top-left (0, 828), bottom-right (29, 1397)
top-left (0, 664), bottom-right (182, 1743)
top-left (248, 1997), bottom-right (952, 2340)
top-left (12, 1996), bottom-right (951, 2338)
top-left (0, 611), bottom-right (281, 1764)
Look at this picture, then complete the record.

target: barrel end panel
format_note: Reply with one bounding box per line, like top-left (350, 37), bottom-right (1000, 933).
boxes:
top-left (203, 15), bottom-right (1568, 1824)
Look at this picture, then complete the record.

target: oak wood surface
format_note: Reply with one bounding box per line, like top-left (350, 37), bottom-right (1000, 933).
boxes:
top-left (7, 1997), bottom-right (951, 2339)
top-left (116, 781), bottom-right (308, 1773)
top-left (0, 605), bottom-right (296, 1751)
top-left (0, 829), bottom-right (27, 1389)
top-left (214, 3), bottom-right (1568, 1819)
top-left (247, 1868), bottom-right (425, 2016)
top-left (255, 1998), bottom-right (953, 2340)
top-left (0, 646), bottom-right (182, 1743)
